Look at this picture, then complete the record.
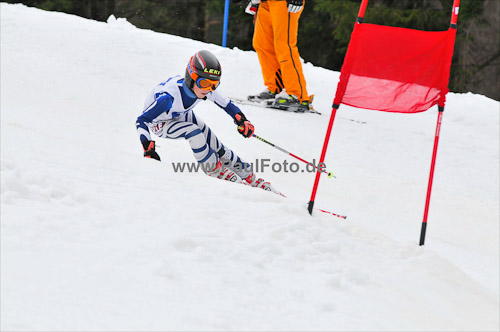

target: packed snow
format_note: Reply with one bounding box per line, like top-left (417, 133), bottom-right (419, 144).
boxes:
top-left (1, 3), bottom-right (499, 331)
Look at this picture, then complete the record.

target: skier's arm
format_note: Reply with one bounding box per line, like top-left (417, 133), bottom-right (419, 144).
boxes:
top-left (135, 93), bottom-right (174, 160)
top-left (208, 91), bottom-right (255, 138)
top-left (208, 90), bottom-right (241, 118)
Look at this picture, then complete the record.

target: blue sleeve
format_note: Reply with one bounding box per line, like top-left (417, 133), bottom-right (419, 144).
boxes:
top-left (136, 93), bottom-right (174, 144)
top-left (223, 101), bottom-right (241, 119)
top-left (208, 90), bottom-right (243, 120)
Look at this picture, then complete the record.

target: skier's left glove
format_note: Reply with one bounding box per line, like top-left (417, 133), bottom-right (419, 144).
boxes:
top-left (142, 140), bottom-right (161, 161)
top-left (287, 0), bottom-right (303, 13)
top-left (234, 112), bottom-right (255, 138)
top-left (245, 0), bottom-right (260, 15)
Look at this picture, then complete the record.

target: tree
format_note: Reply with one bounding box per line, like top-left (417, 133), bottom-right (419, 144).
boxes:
top-left (4, 0), bottom-right (498, 100)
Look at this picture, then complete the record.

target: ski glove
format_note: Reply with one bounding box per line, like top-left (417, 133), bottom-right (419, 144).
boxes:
top-left (234, 112), bottom-right (255, 138)
top-left (142, 140), bottom-right (161, 161)
top-left (245, 0), bottom-right (260, 15)
top-left (287, 0), bottom-right (303, 13)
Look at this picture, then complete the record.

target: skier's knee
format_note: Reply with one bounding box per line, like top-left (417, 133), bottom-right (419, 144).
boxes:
top-left (185, 128), bottom-right (202, 140)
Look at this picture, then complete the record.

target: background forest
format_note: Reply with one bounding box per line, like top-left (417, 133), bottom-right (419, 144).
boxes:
top-left (7, 0), bottom-right (499, 101)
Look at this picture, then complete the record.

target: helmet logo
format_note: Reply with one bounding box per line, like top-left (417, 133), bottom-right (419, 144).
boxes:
top-left (187, 58), bottom-right (195, 75)
top-left (204, 68), bottom-right (220, 76)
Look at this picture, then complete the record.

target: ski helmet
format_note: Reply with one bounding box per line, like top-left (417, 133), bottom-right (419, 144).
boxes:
top-left (185, 50), bottom-right (222, 91)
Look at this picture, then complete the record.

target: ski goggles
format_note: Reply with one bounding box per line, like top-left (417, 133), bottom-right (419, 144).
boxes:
top-left (196, 77), bottom-right (220, 91)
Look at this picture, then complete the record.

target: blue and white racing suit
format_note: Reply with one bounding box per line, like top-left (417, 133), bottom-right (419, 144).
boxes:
top-left (135, 76), bottom-right (252, 178)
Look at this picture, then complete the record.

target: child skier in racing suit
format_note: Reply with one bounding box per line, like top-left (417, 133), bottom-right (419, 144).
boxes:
top-left (135, 50), bottom-right (279, 194)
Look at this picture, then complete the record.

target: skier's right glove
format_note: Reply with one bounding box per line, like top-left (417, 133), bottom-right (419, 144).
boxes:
top-left (234, 112), bottom-right (255, 138)
top-left (142, 140), bottom-right (161, 161)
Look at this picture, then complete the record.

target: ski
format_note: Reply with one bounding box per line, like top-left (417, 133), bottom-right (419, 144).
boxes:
top-left (241, 180), bottom-right (347, 219)
top-left (230, 96), bottom-right (367, 124)
top-left (241, 176), bottom-right (286, 198)
top-left (229, 96), bottom-right (322, 115)
top-left (250, 183), bottom-right (346, 219)
top-left (316, 208), bottom-right (347, 219)
top-left (218, 174), bottom-right (347, 219)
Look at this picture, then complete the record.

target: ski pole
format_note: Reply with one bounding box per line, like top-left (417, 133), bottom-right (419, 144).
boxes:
top-left (316, 208), bottom-right (347, 219)
top-left (242, 130), bottom-right (336, 179)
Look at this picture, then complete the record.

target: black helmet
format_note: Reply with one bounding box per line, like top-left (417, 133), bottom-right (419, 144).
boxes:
top-left (185, 50), bottom-right (222, 91)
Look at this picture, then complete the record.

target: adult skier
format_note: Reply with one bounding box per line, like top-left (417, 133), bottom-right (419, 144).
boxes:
top-left (135, 50), bottom-right (280, 194)
top-left (238, 0), bottom-right (311, 112)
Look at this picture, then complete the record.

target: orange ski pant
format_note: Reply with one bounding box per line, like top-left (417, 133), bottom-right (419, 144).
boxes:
top-left (252, 0), bottom-right (309, 102)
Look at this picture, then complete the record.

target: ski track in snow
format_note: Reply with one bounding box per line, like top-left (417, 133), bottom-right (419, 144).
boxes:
top-left (1, 3), bottom-right (499, 331)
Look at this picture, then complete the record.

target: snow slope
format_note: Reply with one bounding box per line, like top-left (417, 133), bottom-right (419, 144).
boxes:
top-left (1, 3), bottom-right (499, 331)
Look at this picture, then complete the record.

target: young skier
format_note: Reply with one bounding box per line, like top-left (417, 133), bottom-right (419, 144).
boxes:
top-left (135, 50), bottom-right (280, 194)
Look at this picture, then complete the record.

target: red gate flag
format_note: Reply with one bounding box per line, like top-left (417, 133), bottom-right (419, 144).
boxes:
top-left (334, 24), bottom-right (456, 113)
top-left (308, 0), bottom-right (461, 246)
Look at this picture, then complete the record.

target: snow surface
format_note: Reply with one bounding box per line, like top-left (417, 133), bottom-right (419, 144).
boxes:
top-left (1, 3), bottom-right (499, 331)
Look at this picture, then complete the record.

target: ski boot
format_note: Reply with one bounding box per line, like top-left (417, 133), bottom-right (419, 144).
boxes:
top-left (205, 160), bottom-right (240, 183)
top-left (243, 173), bottom-right (284, 196)
top-left (248, 89), bottom-right (276, 102)
top-left (274, 93), bottom-right (310, 113)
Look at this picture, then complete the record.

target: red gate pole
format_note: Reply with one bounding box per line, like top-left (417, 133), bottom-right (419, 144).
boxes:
top-left (419, 107), bottom-right (444, 245)
top-left (308, 104), bottom-right (339, 214)
top-left (357, 0), bottom-right (369, 22)
top-left (308, 0), bottom-right (370, 215)
top-left (450, 0), bottom-right (460, 27)
top-left (419, 0), bottom-right (460, 245)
